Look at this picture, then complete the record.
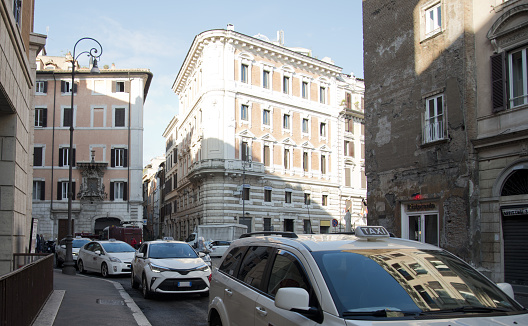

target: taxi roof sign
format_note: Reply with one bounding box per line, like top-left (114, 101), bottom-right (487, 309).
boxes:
top-left (355, 226), bottom-right (390, 240)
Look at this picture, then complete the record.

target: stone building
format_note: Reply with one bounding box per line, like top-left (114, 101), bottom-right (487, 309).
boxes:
top-left (142, 155), bottom-right (165, 239)
top-left (163, 27), bottom-right (366, 240)
top-left (33, 55), bottom-right (152, 241)
top-left (0, 0), bottom-right (46, 274)
top-left (363, 0), bottom-right (528, 284)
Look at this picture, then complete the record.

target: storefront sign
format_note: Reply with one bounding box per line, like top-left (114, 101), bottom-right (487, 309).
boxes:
top-left (502, 207), bottom-right (528, 216)
top-left (407, 202), bottom-right (436, 212)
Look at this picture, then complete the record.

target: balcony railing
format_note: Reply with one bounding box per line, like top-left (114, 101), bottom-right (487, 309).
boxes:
top-left (423, 120), bottom-right (445, 144)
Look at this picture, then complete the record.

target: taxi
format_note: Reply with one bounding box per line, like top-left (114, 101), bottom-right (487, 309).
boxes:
top-left (77, 239), bottom-right (135, 277)
top-left (207, 226), bottom-right (528, 326)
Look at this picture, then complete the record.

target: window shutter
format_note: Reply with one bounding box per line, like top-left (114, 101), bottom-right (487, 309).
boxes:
top-left (73, 182), bottom-right (76, 199)
top-left (125, 81), bottom-right (131, 93)
top-left (61, 81), bottom-right (66, 93)
top-left (110, 182), bottom-right (114, 201)
top-left (73, 83), bottom-right (78, 94)
top-left (72, 149), bottom-right (76, 167)
top-left (58, 148), bottom-right (63, 166)
top-left (345, 167), bottom-right (351, 187)
top-left (111, 149), bottom-right (115, 167)
top-left (43, 81), bottom-right (48, 93)
top-left (111, 81), bottom-right (116, 93)
top-left (42, 109), bottom-right (47, 127)
top-left (57, 182), bottom-right (61, 200)
top-left (123, 149), bottom-right (128, 167)
top-left (34, 147), bottom-right (43, 166)
top-left (491, 52), bottom-right (507, 113)
top-left (123, 182), bottom-right (128, 201)
top-left (41, 181), bottom-right (45, 200)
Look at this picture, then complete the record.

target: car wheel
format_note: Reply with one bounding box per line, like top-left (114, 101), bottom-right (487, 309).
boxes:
top-left (209, 312), bottom-right (223, 326)
top-left (55, 254), bottom-right (62, 268)
top-left (142, 275), bottom-right (152, 299)
top-left (77, 259), bottom-right (86, 274)
top-left (101, 263), bottom-right (109, 278)
top-left (131, 269), bottom-right (140, 289)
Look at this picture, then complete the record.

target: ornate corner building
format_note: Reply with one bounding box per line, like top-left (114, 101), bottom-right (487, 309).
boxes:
top-left (162, 28), bottom-right (366, 241)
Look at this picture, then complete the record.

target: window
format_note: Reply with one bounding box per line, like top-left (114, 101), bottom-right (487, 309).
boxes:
top-left (321, 155), bottom-right (326, 175)
top-left (58, 147), bottom-right (75, 167)
top-left (219, 246), bottom-right (246, 276)
top-left (262, 109), bottom-right (270, 126)
top-left (283, 76), bottom-right (290, 94)
top-left (304, 220), bottom-right (312, 234)
top-left (61, 80), bottom-right (76, 94)
top-left (33, 181), bottom-right (45, 200)
top-left (241, 104), bottom-right (248, 121)
top-left (302, 118), bottom-right (309, 134)
top-left (238, 246), bottom-right (272, 288)
top-left (423, 94), bottom-right (445, 143)
top-left (509, 47), bottom-right (528, 108)
top-left (284, 149), bottom-right (290, 169)
top-left (320, 122), bottom-right (327, 137)
top-left (303, 152), bottom-right (309, 172)
top-left (302, 81), bottom-right (309, 99)
top-left (285, 190), bottom-right (292, 203)
top-left (115, 108), bottom-right (125, 127)
top-left (320, 86), bottom-right (326, 104)
top-left (283, 114), bottom-right (290, 130)
top-left (264, 218), bottom-right (271, 231)
top-left (344, 140), bottom-right (354, 157)
top-left (57, 181), bottom-right (76, 200)
top-left (263, 145), bottom-right (270, 167)
top-left (35, 108), bottom-right (47, 127)
top-left (110, 181), bottom-right (127, 201)
top-left (425, 3), bottom-right (442, 37)
top-left (63, 108), bottom-right (73, 127)
top-left (13, 0), bottom-right (22, 25)
top-left (115, 81), bottom-right (125, 92)
top-left (345, 117), bottom-right (354, 133)
top-left (34, 147), bottom-right (43, 167)
top-left (264, 188), bottom-right (272, 202)
top-left (241, 64), bottom-right (248, 83)
top-left (345, 93), bottom-right (352, 109)
top-left (241, 141), bottom-right (249, 161)
top-left (263, 70), bottom-right (270, 89)
top-left (36, 81), bottom-right (47, 94)
top-left (345, 166), bottom-right (351, 187)
top-left (111, 148), bottom-right (128, 167)
top-left (304, 193), bottom-right (311, 205)
top-left (322, 194), bottom-right (328, 206)
top-left (242, 186), bottom-right (250, 201)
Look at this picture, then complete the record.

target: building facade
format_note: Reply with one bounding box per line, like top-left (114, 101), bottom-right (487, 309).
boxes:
top-left (142, 155), bottom-right (165, 240)
top-left (163, 27), bottom-right (365, 241)
top-left (0, 0), bottom-right (46, 274)
top-left (363, 0), bottom-right (528, 284)
top-left (33, 55), bottom-right (152, 241)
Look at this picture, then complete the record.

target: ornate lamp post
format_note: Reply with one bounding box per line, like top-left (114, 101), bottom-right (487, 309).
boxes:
top-left (242, 155), bottom-right (252, 220)
top-left (62, 37), bottom-right (102, 275)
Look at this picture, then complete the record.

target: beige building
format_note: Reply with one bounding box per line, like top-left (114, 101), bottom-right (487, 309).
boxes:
top-left (142, 155), bottom-right (165, 239)
top-left (363, 0), bottom-right (528, 284)
top-left (163, 27), bottom-right (365, 240)
top-left (33, 55), bottom-right (152, 241)
top-left (0, 0), bottom-right (46, 274)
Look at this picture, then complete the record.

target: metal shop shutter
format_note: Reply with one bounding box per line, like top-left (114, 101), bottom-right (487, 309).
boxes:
top-left (503, 215), bottom-right (528, 285)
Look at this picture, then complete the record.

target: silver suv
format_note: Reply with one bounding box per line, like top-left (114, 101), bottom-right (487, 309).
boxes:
top-left (208, 226), bottom-right (528, 326)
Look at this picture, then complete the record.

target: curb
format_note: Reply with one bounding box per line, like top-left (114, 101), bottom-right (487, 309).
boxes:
top-left (32, 290), bottom-right (65, 326)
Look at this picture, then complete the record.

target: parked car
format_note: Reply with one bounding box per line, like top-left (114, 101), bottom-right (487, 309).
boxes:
top-left (207, 226), bottom-right (528, 326)
top-left (207, 240), bottom-right (231, 258)
top-left (77, 239), bottom-right (135, 277)
top-left (55, 237), bottom-right (91, 268)
top-left (131, 240), bottom-right (211, 299)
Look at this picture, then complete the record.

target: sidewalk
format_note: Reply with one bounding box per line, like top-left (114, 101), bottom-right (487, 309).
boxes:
top-left (32, 269), bottom-right (150, 326)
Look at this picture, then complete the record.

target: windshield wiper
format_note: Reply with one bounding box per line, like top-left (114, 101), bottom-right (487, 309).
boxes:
top-left (344, 309), bottom-right (416, 317)
top-left (421, 306), bottom-right (510, 315)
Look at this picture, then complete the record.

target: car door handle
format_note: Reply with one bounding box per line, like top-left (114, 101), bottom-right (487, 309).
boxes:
top-left (256, 306), bottom-right (267, 316)
top-left (224, 288), bottom-right (233, 296)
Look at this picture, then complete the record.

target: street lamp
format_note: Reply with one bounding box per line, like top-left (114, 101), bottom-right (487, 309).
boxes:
top-left (241, 155), bottom-right (252, 221)
top-left (62, 37), bottom-right (102, 275)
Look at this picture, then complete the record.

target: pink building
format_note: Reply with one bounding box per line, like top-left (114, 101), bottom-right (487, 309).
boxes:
top-left (33, 54), bottom-right (152, 241)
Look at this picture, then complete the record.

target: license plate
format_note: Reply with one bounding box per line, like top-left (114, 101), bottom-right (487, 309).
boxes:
top-left (178, 281), bottom-right (192, 287)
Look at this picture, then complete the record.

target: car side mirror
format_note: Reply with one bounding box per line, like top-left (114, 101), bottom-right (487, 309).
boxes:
top-left (275, 287), bottom-right (310, 311)
top-left (136, 252), bottom-right (144, 258)
top-left (199, 252), bottom-right (206, 258)
top-left (497, 282), bottom-right (515, 299)
top-left (94, 250), bottom-right (101, 255)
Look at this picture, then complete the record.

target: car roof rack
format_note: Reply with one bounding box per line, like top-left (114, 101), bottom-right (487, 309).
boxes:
top-left (240, 231), bottom-right (298, 239)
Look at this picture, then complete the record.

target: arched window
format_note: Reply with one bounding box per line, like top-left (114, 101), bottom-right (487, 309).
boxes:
top-left (501, 169), bottom-right (528, 196)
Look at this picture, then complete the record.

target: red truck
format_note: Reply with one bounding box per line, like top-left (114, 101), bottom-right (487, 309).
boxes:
top-left (101, 225), bottom-right (142, 248)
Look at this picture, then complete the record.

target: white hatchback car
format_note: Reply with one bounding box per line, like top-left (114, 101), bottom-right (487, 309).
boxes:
top-left (208, 226), bottom-right (528, 326)
top-left (77, 239), bottom-right (135, 277)
top-left (131, 240), bottom-right (211, 299)
top-left (207, 240), bottom-right (231, 258)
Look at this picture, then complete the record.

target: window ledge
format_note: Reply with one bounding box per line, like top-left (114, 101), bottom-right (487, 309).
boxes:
top-left (420, 29), bottom-right (444, 44)
top-left (420, 137), bottom-right (448, 148)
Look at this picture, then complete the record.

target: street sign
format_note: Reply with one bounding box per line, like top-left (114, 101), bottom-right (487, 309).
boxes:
top-left (332, 219), bottom-right (338, 227)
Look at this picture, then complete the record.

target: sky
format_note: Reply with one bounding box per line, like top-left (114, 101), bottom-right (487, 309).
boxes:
top-left (34, 1), bottom-right (364, 166)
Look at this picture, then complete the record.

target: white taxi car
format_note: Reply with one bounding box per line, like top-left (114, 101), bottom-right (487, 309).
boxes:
top-left (208, 226), bottom-right (528, 326)
top-left (77, 239), bottom-right (135, 277)
top-left (55, 236), bottom-right (91, 268)
top-left (131, 240), bottom-right (211, 299)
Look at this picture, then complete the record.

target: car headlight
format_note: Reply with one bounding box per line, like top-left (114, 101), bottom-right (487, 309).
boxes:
top-left (72, 252), bottom-right (78, 256)
top-left (109, 256), bottom-right (122, 263)
top-left (195, 264), bottom-right (210, 272)
top-left (149, 263), bottom-right (172, 273)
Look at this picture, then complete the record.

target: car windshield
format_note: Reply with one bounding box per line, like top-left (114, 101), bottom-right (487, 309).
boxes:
top-left (312, 249), bottom-right (524, 319)
top-left (149, 243), bottom-right (198, 259)
top-left (72, 239), bottom-right (90, 248)
top-left (101, 242), bottom-right (135, 253)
